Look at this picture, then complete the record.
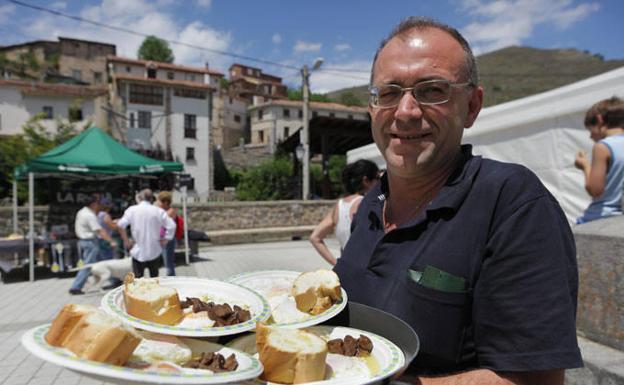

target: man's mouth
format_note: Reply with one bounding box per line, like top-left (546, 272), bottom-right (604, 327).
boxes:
top-left (390, 133), bottom-right (432, 140)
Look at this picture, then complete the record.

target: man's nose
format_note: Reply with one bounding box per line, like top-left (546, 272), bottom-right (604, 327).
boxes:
top-left (394, 90), bottom-right (423, 121)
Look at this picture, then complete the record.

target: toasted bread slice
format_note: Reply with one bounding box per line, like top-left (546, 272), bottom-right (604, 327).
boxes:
top-left (292, 269), bottom-right (342, 315)
top-left (46, 304), bottom-right (142, 366)
top-left (256, 323), bottom-right (327, 384)
top-left (123, 273), bottom-right (183, 325)
top-left (45, 304), bottom-right (95, 347)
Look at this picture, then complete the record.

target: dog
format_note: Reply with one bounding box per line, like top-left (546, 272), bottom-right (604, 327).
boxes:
top-left (70, 257), bottom-right (133, 292)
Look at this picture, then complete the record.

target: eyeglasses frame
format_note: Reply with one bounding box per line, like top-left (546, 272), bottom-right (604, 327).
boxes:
top-left (369, 79), bottom-right (474, 109)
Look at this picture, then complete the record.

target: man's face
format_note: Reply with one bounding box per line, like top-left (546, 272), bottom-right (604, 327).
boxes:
top-left (368, 28), bottom-right (483, 179)
top-left (587, 120), bottom-right (607, 142)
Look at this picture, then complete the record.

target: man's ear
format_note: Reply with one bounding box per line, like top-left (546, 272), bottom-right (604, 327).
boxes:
top-left (597, 114), bottom-right (604, 125)
top-left (464, 85), bottom-right (484, 129)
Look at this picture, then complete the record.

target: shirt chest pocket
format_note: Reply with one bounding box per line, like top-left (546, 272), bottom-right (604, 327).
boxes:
top-left (386, 271), bottom-right (471, 364)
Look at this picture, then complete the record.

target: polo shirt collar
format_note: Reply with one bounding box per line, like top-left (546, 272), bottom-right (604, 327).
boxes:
top-left (368, 144), bottom-right (481, 216)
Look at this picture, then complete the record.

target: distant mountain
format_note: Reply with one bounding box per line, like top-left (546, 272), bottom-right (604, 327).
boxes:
top-left (325, 46), bottom-right (624, 108)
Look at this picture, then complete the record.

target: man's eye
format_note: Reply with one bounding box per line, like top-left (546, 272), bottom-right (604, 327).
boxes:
top-left (418, 85), bottom-right (446, 98)
top-left (379, 87), bottom-right (401, 98)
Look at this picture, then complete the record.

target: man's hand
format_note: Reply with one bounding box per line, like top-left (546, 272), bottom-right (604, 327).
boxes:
top-left (574, 150), bottom-right (589, 170)
top-left (160, 239), bottom-right (168, 247)
top-left (124, 239), bottom-right (134, 250)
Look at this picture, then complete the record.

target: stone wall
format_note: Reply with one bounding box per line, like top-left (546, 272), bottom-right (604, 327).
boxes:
top-left (0, 201), bottom-right (334, 236)
top-left (573, 215), bottom-right (624, 352)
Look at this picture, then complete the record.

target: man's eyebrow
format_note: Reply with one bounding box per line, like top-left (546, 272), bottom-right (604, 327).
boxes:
top-left (376, 76), bottom-right (450, 86)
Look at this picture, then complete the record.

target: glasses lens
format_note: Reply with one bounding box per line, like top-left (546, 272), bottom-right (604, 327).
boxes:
top-left (374, 84), bottom-right (403, 107)
top-left (414, 80), bottom-right (451, 104)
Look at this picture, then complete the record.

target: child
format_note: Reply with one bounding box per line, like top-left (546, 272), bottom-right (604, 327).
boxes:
top-left (575, 96), bottom-right (624, 224)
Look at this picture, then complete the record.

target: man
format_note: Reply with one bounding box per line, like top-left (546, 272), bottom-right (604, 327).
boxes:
top-left (334, 17), bottom-right (582, 384)
top-left (69, 194), bottom-right (117, 295)
top-left (116, 189), bottom-right (176, 278)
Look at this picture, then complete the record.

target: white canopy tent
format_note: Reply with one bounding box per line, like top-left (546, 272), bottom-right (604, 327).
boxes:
top-left (347, 66), bottom-right (624, 223)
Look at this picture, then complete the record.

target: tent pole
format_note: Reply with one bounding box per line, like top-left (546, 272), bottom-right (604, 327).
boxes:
top-left (28, 172), bottom-right (34, 282)
top-left (12, 179), bottom-right (18, 234)
top-left (182, 186), bottom-right (190, 265)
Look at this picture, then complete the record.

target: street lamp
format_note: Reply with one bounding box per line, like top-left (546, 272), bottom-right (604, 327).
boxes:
top-left (301, 57), bottom-right (323, 200)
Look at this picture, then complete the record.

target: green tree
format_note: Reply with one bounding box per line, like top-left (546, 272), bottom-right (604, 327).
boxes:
top-left (0, 115), bottom-right (85, 203)
top-left (339, 91), bottom-right (365, 106)
top-left (287, 88), bottom-right (331, 103)
top-left (137, 36), bottom-right (174, 63)
top-left (235, 156), bottom-right (294, 200)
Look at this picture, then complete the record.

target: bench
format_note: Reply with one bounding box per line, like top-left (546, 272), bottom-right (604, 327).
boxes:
top-left (205, 225), bottom-right (317, 245)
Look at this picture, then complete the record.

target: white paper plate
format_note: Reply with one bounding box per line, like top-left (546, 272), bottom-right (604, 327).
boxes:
top-left (227, 325), bottom-right (405, 385)
top-left (227, 270), bottom-right (347, 329)
top-left (21, 325), bottom-right (264, 384)
top-left (101, 276), bottom-right (271, 337)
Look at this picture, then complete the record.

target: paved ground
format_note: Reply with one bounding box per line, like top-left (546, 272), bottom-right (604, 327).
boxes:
top-left (0, 240), bottom-right (337, 385)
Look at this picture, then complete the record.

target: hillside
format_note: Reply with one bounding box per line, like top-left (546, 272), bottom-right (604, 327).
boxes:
top-left (325, 46), bottom-right (624, 108)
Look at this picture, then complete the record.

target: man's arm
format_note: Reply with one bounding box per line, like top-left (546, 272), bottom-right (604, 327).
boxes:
top-left (404, 368), bottom-right (564, 385)
top-left (309, 207), bottom-right (337, 265)
top-left (575, 143), bottom-right (610, 197)
top-left (97, 228), bottom-right (116, 248)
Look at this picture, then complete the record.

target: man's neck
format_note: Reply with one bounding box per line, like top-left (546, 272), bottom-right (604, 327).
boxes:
top-left (606, 127), bottom-right (624, 136)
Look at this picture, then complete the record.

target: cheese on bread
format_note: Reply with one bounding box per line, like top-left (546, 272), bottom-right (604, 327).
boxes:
top-left (292, 269), bottom-right (342, 315)
top-left (123, 273), bottom-right (183, 325)
top-left (256, 322), bottom-right (327, 384)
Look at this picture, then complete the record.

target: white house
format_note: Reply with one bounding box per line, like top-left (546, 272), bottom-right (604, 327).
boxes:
top-left (248, 99), bottom-right (369, 152)
top-left (348, 67), bottom-right (624, 223)
top-left (107, 56), bottom-right (224, 198)
top-left (0, 79), bottom-right (107, 136)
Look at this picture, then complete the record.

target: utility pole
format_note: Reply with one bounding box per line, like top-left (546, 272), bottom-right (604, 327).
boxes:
top-left (300, 58), bottom-right (323, 200)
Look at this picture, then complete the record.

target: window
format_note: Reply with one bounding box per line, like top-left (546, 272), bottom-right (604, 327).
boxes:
top-left (126, 66), bottom-right (131, 73)
top-left (258, 109), bottom-right (263, 120)
top-left (129, 84), bottom-right (163, 105)
top-left (72, 69), bottom-right (82, 80)
top-left (329, 113), bottom-right (335, 118)
top-left (167, 71), bottom-right (174, 80)
top-left (173, 88), bottom-right (206, 99)
top-left (184, 114), bottom-right (197, 138)
top-left (186, 147), bottom-right (195, 161)
top-left (187, 177), bottom-right (195, 191)
top-left (129, 112), bottom-right (136, 128)
top-left (229, 97), bottom-right (233, 104)
top-left (258, 130), bottom-right (264, 143)
top-left (184, 73), bottom-right (196, 81)
top-left (42, 106), bottom-right (53, 119)
top-left (234, 114), bottom-right (241, 123)
top-left (283, 126), bottom-right (289, 138)
top-left (68, 106), bottom-right (83, 122)
top-left (298, 109), bottom-right (303, 119)
top-left (138, 111), bottom-right (151, 129)
top-left (93, 71), bottom-right (103, 84)
top-left (283, 108), bottom-right (290, 118)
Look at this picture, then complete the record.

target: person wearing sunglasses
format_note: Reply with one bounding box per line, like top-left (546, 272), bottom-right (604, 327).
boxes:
top-left (333, 17), bottom-right (582, 384)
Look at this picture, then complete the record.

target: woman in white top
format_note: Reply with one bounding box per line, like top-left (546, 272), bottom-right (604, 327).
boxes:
top-left (310, 159), bottom-right (380, 265)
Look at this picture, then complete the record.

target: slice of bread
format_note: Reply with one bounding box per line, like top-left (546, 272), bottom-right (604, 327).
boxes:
top-left (123, 273), bottom-right (183, 325)
top-left (45, 304), bottom-right (142, 366)
top-left (45, 304), bottom-right (95, 347)
top-left (256, 323), bottom-right (328, 384)
top-left (292, 269), bottom-right (342, 315)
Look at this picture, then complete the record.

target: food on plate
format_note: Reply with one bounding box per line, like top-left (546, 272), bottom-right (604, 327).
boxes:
top-left (183, 352), bottom-right (239, 372)
top-left (181, 297), bottom-right (251, 326)
top-left (256, 322), bottom-right (328, 384)
top-left (45, 304), bottom-right (141, 365)
top-left (292, 269), bottom-right (342, 315)
top-left (327, 334), bottom-right (373, 357)
top-left (130, 333), bottom-right (192, 365)
top-left (123, 273), bottom-right (184, 325)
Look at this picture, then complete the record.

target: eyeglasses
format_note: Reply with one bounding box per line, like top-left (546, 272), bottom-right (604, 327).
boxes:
top-left (369, 79), bottom-right (473, 108)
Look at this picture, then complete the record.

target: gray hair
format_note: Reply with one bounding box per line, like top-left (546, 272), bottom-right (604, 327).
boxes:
top-left (370, 17), bottom-right (479, 87)
top-left (135, 188), bottom-right (154, 203)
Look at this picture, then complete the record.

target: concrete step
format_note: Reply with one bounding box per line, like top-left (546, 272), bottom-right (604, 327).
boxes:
top-left (206, 225), bottom-right (317, 245)
top-left (565, 336), bottom-right (624, 384)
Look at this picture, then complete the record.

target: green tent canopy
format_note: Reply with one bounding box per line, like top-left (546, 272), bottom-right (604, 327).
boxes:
top-left (14, 126), bottom-right (183, 178)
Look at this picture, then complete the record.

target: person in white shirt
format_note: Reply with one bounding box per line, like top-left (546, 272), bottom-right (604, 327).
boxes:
top-left (116, 189), bottom-right (176, 277)
top-left (69, 194), bottom-right (117, 295)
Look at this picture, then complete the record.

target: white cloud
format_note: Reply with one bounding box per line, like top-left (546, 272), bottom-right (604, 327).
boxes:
top-left (334, 43), bottom-right (351, 52)
top-left (272, 33), bottom-right (282, 45)
top-left (0, 4), bottom-right (15, 22)
top-left (15, 0), bottom-right (233, 73)
top-left (294, 40), bottom-right (322, 53)
top-left (460, 0), bottom-right (600, 54)
top-left (277, 59), bottom-right (371, 93)
top-left (196, 0), bottom-right (212, 8)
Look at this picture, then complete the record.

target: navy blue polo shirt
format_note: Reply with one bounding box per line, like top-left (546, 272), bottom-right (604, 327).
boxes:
top-left (334, 145), bottom-right (582, 374)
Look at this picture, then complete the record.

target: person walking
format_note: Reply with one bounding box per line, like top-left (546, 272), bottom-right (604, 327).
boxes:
top-left (309, 160), bottom-right (379, 265)
top-left (69, 194), bottom-right (117, 295)
top-left (156, 191), bottom-right (178, 276)
top-left (116, 189), bottom-right (176, 278)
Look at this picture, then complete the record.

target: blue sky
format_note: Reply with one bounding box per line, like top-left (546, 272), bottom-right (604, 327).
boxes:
top-left (0, 0), bottom-right (622, 92)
